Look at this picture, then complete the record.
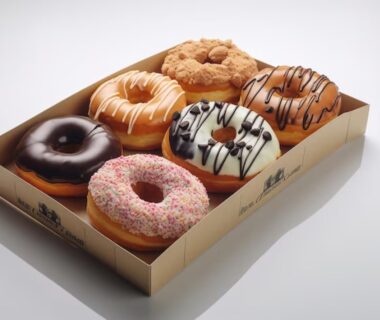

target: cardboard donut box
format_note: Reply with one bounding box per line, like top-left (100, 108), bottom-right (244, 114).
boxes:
top-left (0, 45), bottom-right (369, 295)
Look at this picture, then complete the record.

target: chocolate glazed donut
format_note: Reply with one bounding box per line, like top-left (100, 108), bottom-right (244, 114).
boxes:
top-left (15, 116), bottom-right (122, 196)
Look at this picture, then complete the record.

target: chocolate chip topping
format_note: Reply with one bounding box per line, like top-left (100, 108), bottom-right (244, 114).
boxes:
top-left (214, 101), bottom-right (223, 109)
top-left (208, 138), bottom-right (217, 146)
top-left (181, 132), bottom-right (191, 141)
top-left (263, 131), bottom-right (272, 141)
top-left (251, 128), bottom-right (260, 136)
top-left (225, 140), bottom-right (235, 149)
top-left (190, 105), bottom-right (201, 115)
top-left (172, 111), bottom-right (181, 121)
top-left (201, 98), bottom-right (209, 104)
top-left (236, 141), bottom-right (246, 148)
top-left (246, 145), bottom-right (253, 150)
top-left (201, 103), bottom-right (210, 111)
top-left (179, 121), bottom-right (190, 129)
top-left (230, 147), bottom-right (239, 156)
top-left (241, 121), bottom-right (253, 131)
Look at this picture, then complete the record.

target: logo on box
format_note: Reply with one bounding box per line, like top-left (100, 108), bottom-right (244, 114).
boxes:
top-left (263, 168), bottom-right (285, 193)
top-left (37, 202), bottom-right (64, 232)
top-left (16, 197), bottom-right (84, 248)
top-left (239, 164), bottom-right (302, 216)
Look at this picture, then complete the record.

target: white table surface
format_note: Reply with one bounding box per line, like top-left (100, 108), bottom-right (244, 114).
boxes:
top-left (1, 1), bottom-right (379, 319)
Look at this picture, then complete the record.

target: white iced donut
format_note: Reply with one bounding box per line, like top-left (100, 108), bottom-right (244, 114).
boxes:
top-left (162, 100), bottom-right (281, 193)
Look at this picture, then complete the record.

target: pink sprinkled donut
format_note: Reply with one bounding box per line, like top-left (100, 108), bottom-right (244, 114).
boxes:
top-left (87, 154), bottom-right (209, 251)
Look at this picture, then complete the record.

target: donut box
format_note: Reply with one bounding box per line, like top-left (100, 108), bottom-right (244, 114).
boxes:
top-left (0, 47), bottom-right (369, 295)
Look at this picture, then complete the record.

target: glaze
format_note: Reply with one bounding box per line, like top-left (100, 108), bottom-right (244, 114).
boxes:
top-left (169, 101), bottom-right (280, 179)
top-left (15, 116), bottom-right (121, 184)
top-left (89, 71), bottom-right (186, 134)
top-left (241, 66), bottom-right (342, 131)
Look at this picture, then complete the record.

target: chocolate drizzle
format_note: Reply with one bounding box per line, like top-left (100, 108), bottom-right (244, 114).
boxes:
top-left (179, 121), bottom-right (189, 129)
top-left (276, 97), bottom-right (293, 130)
top-left (242, 66), bottom-right (341, 131)
top-left (169, 101), bottom-right (274, 180)
top-left (15, 116), bottom-right (121, 184)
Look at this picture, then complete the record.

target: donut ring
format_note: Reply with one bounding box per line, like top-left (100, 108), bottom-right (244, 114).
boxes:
top-left (87, 154), bottom-right (209, 251)
top-left (15, 116), bottom-right (122, 197)
top-left (240, 66), bottom-right (342, 146)
top-left (89, 70), bottom-right (187, 150)
top-left (162, 100), bottom-right (281, 193)
top-left (162, 39), bottom-right (258, 104)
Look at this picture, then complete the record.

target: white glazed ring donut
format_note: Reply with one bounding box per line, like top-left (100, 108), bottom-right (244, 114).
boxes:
top-left (162, 100), bottom-right (281, 193)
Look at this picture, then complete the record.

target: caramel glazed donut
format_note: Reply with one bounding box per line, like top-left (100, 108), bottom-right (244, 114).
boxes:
top-left (161, 39), bottom-right (258, 104)
top-left (15, 116), bottom-right (122, 197)
top-left (240, 66), bottom-right (342, 146)
top-left (162, 100), bottom-right (281, 193)
top-left (87, 154), bottom-right (209, 251)
top-left (89, 70), bottom-right (186, 150)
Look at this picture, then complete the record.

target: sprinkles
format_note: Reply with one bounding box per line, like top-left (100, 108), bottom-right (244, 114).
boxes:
top-left (88, 154), bottom-right (209, 239)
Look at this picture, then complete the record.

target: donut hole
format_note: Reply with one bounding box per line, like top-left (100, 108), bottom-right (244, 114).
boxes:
top-left (203, 57), bottom-right (222, 65)
top-left (280, 87), bottom-right (301, 98)
top-left (132, 181), bottom-right (164, 203)
top-left (212, 127), bottom-right (236, 143)
top-left (54, 143), bottom-right (82, 154)
top-left (127, 87), bottom-right (153, 104)
top-left (53, 135), bottom-right (83, 154)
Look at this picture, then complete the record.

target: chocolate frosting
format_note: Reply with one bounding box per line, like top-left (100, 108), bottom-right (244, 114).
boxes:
top-left (15, 116), bottom-right (121, 184)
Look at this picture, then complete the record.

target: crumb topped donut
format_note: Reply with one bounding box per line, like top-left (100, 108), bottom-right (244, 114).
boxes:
top-left (87, 154), bottom-right (209, 251)
top-left (89, 71), bottom-right (186, 150)
top-left (162, 39), bottom-right (258, 103)
top-left (162, 100), bottom-right (281, 193)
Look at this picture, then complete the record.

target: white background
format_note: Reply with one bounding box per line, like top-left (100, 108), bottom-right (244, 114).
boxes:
top-left (1, 0), bottom-right (379, 319)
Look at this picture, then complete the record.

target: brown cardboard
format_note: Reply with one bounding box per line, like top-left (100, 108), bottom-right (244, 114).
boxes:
top-left (0, 46), bottom-right (370, 295)
top-left (302, 113), bottom-right (350, 171)
top-left (115, 245), bottom-right (151, 293)
top-left (346, 105), bottom-right (369, 142)
top-left (185, 192), bottom-right (240, 266)
top-left (0, 167), bottom-right (17, 204)
top-left (150, 235), bottom-right (186, 294)
top-left (237, 143), bottom-right (305, 224)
